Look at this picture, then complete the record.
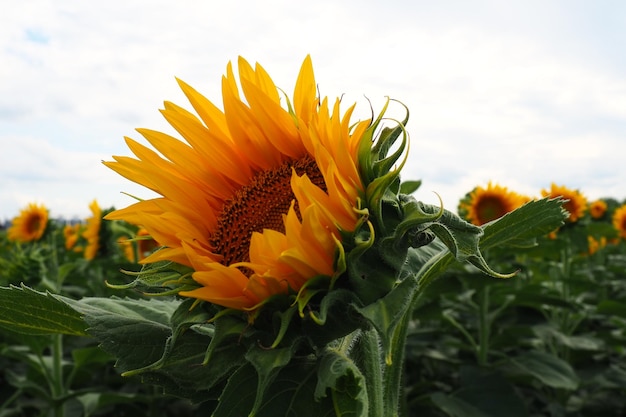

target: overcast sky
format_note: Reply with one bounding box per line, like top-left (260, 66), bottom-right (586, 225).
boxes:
top-left (1, 0), bottom-right (625, 220)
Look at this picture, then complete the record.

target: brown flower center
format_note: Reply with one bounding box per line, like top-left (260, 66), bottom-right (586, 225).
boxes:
top-left (476, 196), bottom-right (507, 225)
top-left (26, 215), bottom-right (42, 236)
top-left (210, 154), bottom-right (326, 266)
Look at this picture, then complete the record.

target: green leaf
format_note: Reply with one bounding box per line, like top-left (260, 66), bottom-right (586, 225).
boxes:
top-left (213, 359), bottom-right (337, 417)
top-left (399, 180), bottom-right (422, 195)
top-left (0, 285), bottom-right (87, 336)
top-left (257, 360), bottom-right (336, 417)
top-left (315, 348), bottom-right (368, 417)
top-left (501, 351), bottom-right (579, 390)
top-left (355, 272), bottom-right (417, 364)
top-left (597, 300), bottom-right (626, 318)
top-left (480, 198), bottom-right (567, 250)
top-left (71, 346), bottom-right (114, 370)
top-left (245, 343), bottom-right (300, 416)
top-left (211, 364), bottom-right (258, 417)
top-left (454, 367), bottom-right (528, 417)
top-left (431, 392), bottom-right (490, 417)
top-left (65, 296), bottom-right (180, 373)
top-left (532, 325), bottom-right (604, 351)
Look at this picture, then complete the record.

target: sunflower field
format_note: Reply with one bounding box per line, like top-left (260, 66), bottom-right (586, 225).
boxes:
top-left (1, 57), bottom-right (625, 417)
top-left (2, 186), bottom-right (624, 417)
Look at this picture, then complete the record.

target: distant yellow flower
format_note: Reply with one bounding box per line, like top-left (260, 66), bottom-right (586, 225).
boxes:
top-left (613, 204), bottom-right (626, 239)
top-left (118, 228), bottom-right (158, 262)
top-left (117, 236), bottom-right (135, 262)
top-left (82, 200), bottom-right (102, 260)
top-left (541, 183), bottom-right (587, 222)
top-left (7, 203), bottom-right (48, 242)
top-left (459, 182), bottom-right (527, 226)
top-left (63, 223), bottom-right (82, 250)
top-left (587, 235), bottom-right (607, 255)
top-left (105, 56), bottom-right (372, 310)
top-left (135, 228), bottom-right (158, 260)
top-left (589, 199), bottom-right (607, 219)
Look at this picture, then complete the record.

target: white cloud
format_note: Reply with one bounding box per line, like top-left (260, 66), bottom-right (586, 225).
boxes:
top-left (1, 0), bottom-right (625, 219)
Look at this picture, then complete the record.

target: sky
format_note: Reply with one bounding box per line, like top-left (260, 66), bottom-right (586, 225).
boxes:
top-left (1, 0), bottom-right (625, 221)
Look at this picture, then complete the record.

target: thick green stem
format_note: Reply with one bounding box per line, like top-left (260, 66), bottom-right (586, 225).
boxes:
top-left (477, 285), bottom-right (491, 366)
top-left (383, 311), bottom-right (411, 417)
top-left (357, 330), bottom-right (385, 417)
top-left (51, 333), bottom-right (65, 417)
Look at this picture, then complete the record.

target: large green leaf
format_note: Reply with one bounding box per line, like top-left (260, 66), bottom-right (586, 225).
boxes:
top-left (213, 360), bottom-right (336, 417)
top-left (532, 324), bottom-right (604, 351)
top-left (431, 368), bottom-right (530, 417)
top-left (0, 285), bottom-right (87, 336)
top-left (65, 296), bottom-right (180, 373)
top-left (66, 296), bottom-right (233, 401)
top-left (431, 393), bottom-right (490, 417)
top-left (414, 198), bottom-right (567, 293)
top-left (455, 367), bottom-right (528, 417)
top-left (597, 300), bottom-right (626, 318)
top-left (480, 198), bottom-right (567, 249)
top-left (500, 351), bottom-right (579, 390)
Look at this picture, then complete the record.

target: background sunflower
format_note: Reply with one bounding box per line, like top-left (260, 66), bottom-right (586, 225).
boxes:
top-left (7, 203), bottom-right (49, 243)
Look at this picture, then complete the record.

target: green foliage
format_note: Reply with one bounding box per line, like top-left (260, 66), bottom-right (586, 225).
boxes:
top-left (0, 285), bottom-right (87, 336)
top-left (1, 189), bottom-right (623, 416)
top-left (404, 199), bottom-right (626, 417)
top-left (0, 192), bottom-right (570, 417)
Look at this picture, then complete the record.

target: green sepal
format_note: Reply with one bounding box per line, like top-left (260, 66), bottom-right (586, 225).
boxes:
top-left (357, 99), bottom-right (410, 232)
top-left (302, 289), bottom-right (366, 348)
top-left (106, 259), bottom-right (197, 296)
top-left (203, 313), bottom-right (248, 365)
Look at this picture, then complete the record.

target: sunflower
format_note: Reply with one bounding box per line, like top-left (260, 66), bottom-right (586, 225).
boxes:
top-left (63, 223), bottom-right (82, 250)
top-left (459, 182), bottom-right (527, 226)
top-left (82, 200), bottom-right (102, 260)
top-left (613, 204), bottom-right (626, 239)
top-left (7, 203), bottom-right (49, 242)
top-left (118, 228), bottom-right (159, 262)
top-left (541, 183), bottom-right (587, 222)
top-left (587, 235), bottom-right (607, 255)
top-left (135, 228), bottom-right (158, 260)
top-left (105, 56), bottom-right (373, 310)
top-left (589, 199), bottom-right (607, 219)
top-left (117, 236), bottom-right (135, 262)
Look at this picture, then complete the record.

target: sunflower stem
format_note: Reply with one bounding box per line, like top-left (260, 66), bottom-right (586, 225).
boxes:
top-left (51, 333), bottom-right (65, 417)
top-left (477, 285), bottom-right (491, 366)
top-left (382, 307), bottom-right (411, 417)
top-left (356, 329), bottom-right (385, 417)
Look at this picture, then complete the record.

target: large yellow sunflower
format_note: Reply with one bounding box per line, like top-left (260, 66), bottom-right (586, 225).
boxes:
top-left (82, 200), bottom-right (102, 260)
top-left (105, 56), bottom-right (371, 310)
top-left (613, 204), bottom-right (626, 239)
top-left (7, 203), bottom-right (48, 242)
top-left (541, 183), bottom-right (587, 222)
top-left (459, 182), bottom-right (527, 226)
